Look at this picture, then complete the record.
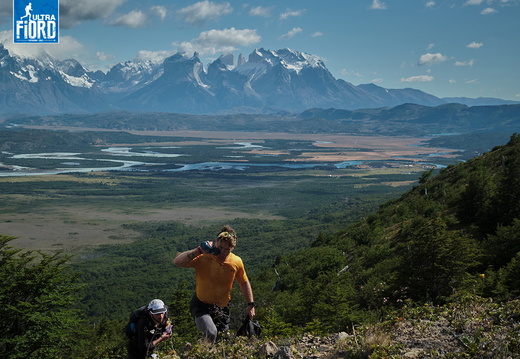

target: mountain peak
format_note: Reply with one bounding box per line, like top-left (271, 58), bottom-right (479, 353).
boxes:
top-left (0, 42), bottom-right (10, 59)
top-left (216, 53), bottom-right (235, 69)
top-left (237, 53), bottom-right (246, 66)
top-left (248, 48), bottom-right (266, 63)
top-left (243, 48), bottom-right (324, 74)
top-left (1, 46), bottom-right (496, 115)
top-left (165, 52), bottom-right (191, 63)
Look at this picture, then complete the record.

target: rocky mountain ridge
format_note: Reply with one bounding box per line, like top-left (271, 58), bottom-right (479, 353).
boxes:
top-left (1, 44), bottom-right (517, 116)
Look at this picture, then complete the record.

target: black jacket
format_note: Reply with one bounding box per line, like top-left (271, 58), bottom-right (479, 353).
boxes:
top-left (126, 306), bottom-right (170, 359)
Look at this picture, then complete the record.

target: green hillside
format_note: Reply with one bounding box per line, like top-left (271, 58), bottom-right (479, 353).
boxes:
top-left (257, 134), bottom-right (520, 332)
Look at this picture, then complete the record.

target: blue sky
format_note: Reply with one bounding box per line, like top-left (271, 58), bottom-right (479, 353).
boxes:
top-left (1, 0), bottom-right (519, 101)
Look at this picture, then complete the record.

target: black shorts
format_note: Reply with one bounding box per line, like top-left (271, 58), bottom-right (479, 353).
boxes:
top-left (190, 294), bottom-right (230, 331)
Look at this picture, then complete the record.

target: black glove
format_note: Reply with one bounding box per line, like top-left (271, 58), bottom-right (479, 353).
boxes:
top-left (200, 241), bottom-right (220, 255)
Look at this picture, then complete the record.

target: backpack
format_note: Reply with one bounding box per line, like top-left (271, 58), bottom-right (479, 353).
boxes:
top-left (125, 306), bottom-right (148, 339)
top-left (236, 315), bottom-right (261, 338)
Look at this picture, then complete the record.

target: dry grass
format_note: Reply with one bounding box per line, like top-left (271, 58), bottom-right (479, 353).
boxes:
top-left (1, 202), bottom-right (284, 253)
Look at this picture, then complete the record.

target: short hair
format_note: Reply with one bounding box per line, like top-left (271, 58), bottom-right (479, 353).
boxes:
top-left (217, 225), bottom-right (237, 246)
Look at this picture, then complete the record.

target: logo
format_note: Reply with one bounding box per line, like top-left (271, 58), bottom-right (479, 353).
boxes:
top-left (13, 0), bottom-right (59, 43)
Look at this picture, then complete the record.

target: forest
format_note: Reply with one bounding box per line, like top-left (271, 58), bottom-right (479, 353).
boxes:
top-left (1, 132), bottom-right (520, 358)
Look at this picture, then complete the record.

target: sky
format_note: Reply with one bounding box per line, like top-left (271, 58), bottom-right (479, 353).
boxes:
top-left (1, 0), bottom-right (519, 101)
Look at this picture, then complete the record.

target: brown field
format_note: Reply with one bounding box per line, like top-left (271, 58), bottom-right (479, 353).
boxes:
top-left (128, 129), bottom-right (458, 164)
top-left (119, 129), bottom-right (448, 161)
top-left (25, 125), bottom-right (457, 162)
top-left (3, 203), bottom-right (284, 254)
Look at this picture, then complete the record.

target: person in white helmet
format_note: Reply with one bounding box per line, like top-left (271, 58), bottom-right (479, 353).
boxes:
top-left (126, 299), bottom-right (172, 359)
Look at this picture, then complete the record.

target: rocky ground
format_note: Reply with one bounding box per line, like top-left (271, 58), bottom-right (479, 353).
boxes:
top-left (160, 296), bottom-right (519, 359)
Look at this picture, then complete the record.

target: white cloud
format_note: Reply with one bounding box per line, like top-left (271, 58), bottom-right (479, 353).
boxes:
top-left (449, 79), bottom-right (457, 84)
top-left (135, 50), bottom-right (173, 64)
top-left (515, 93), bottom-right (520, 99)
top-left (178, 1), bottom-right (232, 25)
top-left (150, 6), bottom-right (167, 21)
top-left (249, 6), bottom-right (271, 17)
top-left (370, 0), bottom-right (387, 10)
top-left (279, 27), bottom-right (303, 40)
top-left (426, 1), bottom-right (436, 8)
top-left (400, 75), bottom-right (434, 83)
top-left (455, 59), bottom-right (475, 66)
top-left (96, 51), bottom-right (115, 62)
top-left (111, 10), bottom-right (148, 28)
top-left (174, 42), bottom-right (198, 56)
top-left (280, 8), bottom-right (305, 20)
top-left (1, 30), bottom-right (120, 71)
top-left (467, 41), bottom-right (483, 49)
top-left (174, 27), bottom-right (261, 55)
top-left (341, 69), bottom-right (362, 77)
top-left (59, 0), bottom-right (125, 28)
top-left (371, 78), bottom-right (383, 83)
top-left (481, 7), bottom-right (497, 14)
top-left (418, 52), bottom-right (447, 65)
top-left (311, 32), bottom-right (323, 37)
top-left (464, 0), bottom-right (484, 5)
top-left (426, 43), bottom-right (435, 50)
top-left (1, 31), bottom-right (84, 60)
top-left (465, 79), bottom-right (479, 84)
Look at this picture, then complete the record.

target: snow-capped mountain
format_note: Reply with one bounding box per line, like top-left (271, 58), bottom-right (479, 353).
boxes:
top-left (99, 59), bottom-right (163, 95)
top-left (115, 52), bottom-right (223, 113)
top-left (0, 44), bottom-right (111, 115)
top-left (110, 47), bottom-right (445, 114)
top-left (1, 44), bottom-right (512, 116)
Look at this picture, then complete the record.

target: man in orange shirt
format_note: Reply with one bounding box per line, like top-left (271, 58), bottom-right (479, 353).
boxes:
top-left (173, 225), bottom-right (255, 343)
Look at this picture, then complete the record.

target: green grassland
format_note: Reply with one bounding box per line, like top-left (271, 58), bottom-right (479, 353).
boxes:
top-left (0, 168), bottom-right (419, 255)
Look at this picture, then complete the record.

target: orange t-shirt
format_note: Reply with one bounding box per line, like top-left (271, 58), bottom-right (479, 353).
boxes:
top-left (187, 252), bottom-right (248, 307)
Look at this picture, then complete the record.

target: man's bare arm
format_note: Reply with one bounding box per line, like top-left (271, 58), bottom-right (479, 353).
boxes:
top-left (240, 280), bottom-right (256, 318)
top-left (173, 247), bottom-right (202, 267)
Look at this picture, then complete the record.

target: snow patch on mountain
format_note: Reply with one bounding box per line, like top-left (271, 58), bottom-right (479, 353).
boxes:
top-left (11, 66), bottom-right (39, 83)
top-left (62, 73), bottom-right (94, 88)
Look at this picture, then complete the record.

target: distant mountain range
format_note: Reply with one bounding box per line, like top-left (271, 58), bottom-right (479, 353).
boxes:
top-left (1, 44), bottom-right (517, 116)
top-left (8, 102), bottom-right (520, 140)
